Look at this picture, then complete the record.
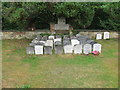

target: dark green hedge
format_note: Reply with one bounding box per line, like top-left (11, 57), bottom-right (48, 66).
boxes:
top-left (2, 2), bottom-right (120, 31)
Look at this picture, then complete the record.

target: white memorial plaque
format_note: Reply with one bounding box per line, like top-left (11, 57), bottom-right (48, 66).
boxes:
top-left (83, 44), bottom-right (92, 54)
top-left (103, 32), bottom-right (110, 39)
top-left (34, 45), bottom-right (43, 54)
top-left (73, 45), bottom-right (82, 54)
top-left (48, 36), bottom-right (54, 40)
top-left (93, 44), bottom-right (102, 53)
top-left (64, 45), bottom-right (73, 54)
top-left (96, 33), bottom-right (102, 40)
top-left (71, 39), bottom-right (79, 47)
top-left (45, 40), bottom-right (53, 48)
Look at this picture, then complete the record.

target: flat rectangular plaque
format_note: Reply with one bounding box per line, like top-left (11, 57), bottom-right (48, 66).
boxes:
top-left (55, 24), bottom-right (69, 30)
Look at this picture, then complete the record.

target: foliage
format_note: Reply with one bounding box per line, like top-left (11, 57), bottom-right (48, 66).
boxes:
top-left (54, 2), bottom-right (95, 29)
top-left (2, 2), bottom-right (120, 31)
top-left (99, 2), bottom-right (120, 30)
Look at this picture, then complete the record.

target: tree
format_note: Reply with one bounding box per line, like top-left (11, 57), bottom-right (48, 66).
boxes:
top-left (2, 2), bottom-right (46, 30)
top-left (54, 2), bottom-right (95, 29)
top-left (99, 2), bottom-right (120, 30)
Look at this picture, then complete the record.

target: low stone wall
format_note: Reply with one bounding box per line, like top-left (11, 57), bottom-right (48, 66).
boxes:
top-left (1, 31), bottom-right (119, 39)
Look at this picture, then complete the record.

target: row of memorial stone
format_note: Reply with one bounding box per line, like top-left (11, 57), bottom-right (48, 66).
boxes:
top-left (96, 32), bottom-right (110, 40)
top-left (26, 43), bottom-right (101, 55)
top-left (26, 34), bottom-right (102, 55)
top-left (29, 35), bottom-right (97, 47)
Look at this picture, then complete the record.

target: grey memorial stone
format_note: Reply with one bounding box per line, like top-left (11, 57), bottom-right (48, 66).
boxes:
top-left (39, 41), bottom-right (46, 45)
top-left (63, 35), bottom-right (69, 39)
top-left (71, 39), bottom-right (79, 47)
top-left (63, 39), bottom-right (71, 46)
top-left (70, 35), bottom-right (76, 39)
top-left (48, 35), bottom-right (55, 40)
top-left (54, 41), bottom-right (62, 46)
top-left (55, 17), bottom-right (69, 30)
top-left (73, 45), bottom-right (82, 54)
top-left (83, 44), bottom-right (92, 54)
top-left (89, 41), bottom-right (97, 45)
top-left (34, 45), bottom-right (43, 55)
top-left (36, 35), bottom-right (42, 40)
top-left (26, 47), bottom-right (34, 54)
top-left (58, 17), bottom-right (66, 24)
top-left (79, 40), bottom-right (87, 46)
top-left (64, 45), bottom-right (73, 54)
top-left (93, 43), bottom-right (102, 53)
top-left (36, 42), bottom-right (45, 46)
top-left (32, 39), bottom-right (39, 44)
top-left (44, 46), bottom-right (52, 54)
top-left (55, 45), bottom-right (63, 54)
top-left (86, 40), bottom-right (94, 44)
top-left (45, 40), bottom-right (53, 48)
top-left (56, 35), bottom-right (61, 38)
top-left (54, 38), bottom-right (62, 43)
top-left (42, 36), bottom-right (48, 41)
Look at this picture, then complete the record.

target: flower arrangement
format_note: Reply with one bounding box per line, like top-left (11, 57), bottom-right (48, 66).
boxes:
top-left (91, 51), bottom-right (100, 55)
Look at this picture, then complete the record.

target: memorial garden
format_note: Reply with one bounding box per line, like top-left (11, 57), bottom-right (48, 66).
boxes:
top-left (2, 2), bottom-right (119, 88)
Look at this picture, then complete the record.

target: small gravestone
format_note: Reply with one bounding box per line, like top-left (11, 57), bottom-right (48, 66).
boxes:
top-left (64, 45), bottom-right (73, 54)
top-left (42, 36), bottom-right (48, 41)
top-left (71, 39), bottom-right (79, 47)
top-left (76, 34), bottom-right (81, 37)
top-left (54, 38), bottom-right (62, 43)
top-left (83, 44), bottom-right (92, 54)
top-left (54, 41), bottom-right (62, 46)
top-left (26, 47), bottom-right (34, 54)
top-left (32, 39), bottom-right (39, 44)
top-left (89, 41), bottom-right (97, 45)
top-left (73, 45), bottom-right (82, 54)
top-left (58, 17), bottom-right (66, 24)
top-left (103, 32), bottom-right (110, 39)
top-left (70, 35), bottom-right (76, 39)
top-left (36, 42), bottom-right (45, 46)
top-left (86, 40), bottom-right (94, 44)
top-left (55, 45), bottom-right (63, 54)
top-left (63, 39), bottom-right (71, 46)
top-left (45, 40), bottom-right (53, 48)
top-left (34, 45), bottom-right (43, 54)
top-left (39, 41), bottom-right (46, 45)
top-left (79, 40), bottom-right (87, 46)
top-left (63, 35), bottom-right (69, 38)
top-left (93, 43), bottom-right (102, 53)
top-left (49, 35), bottom-right (54, 40)
top-left (96, 33), bottom-right (102, 40)
top-left (56, 35), bottom-right (61, 38)
top-left (36, 35), bottom-right (42, 40)
top-left (44, 46), bottom-right (52, 54)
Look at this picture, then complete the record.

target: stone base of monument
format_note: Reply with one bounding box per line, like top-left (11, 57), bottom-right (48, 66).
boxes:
top-left (55, 30), bottom-right (70, 34)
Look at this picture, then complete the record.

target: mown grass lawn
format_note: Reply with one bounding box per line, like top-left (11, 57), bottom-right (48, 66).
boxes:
top-left (2, 39), bottom-right (118, 88)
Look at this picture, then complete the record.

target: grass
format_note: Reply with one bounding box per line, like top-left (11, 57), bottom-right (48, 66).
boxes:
top-left (2, 39), bottom-right (118, 88)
